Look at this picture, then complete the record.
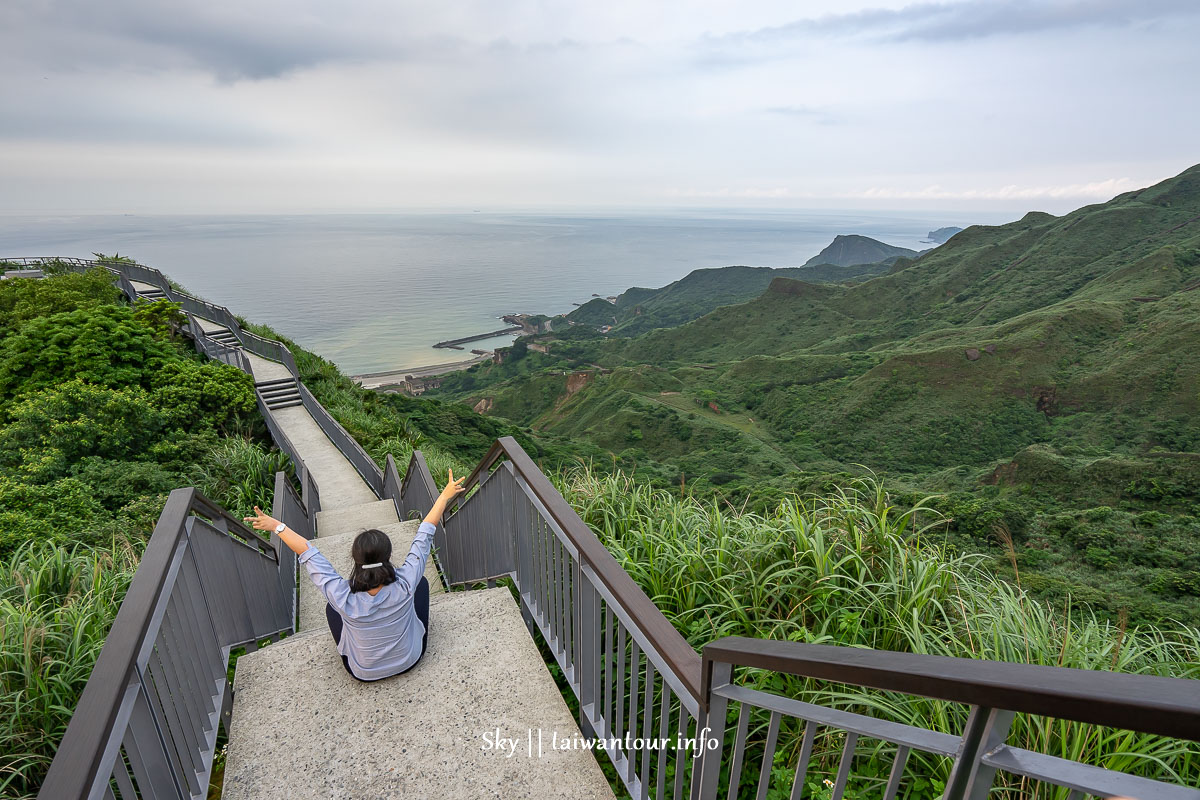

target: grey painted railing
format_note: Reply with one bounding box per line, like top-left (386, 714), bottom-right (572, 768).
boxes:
top-left (0, 255), bottom-right (97, 269)
top-left (400, 437), bottom-right (1200, 800)
top-left (37, 489), bottom-right (300, 800)
top-left (188, 312), bottom-right (252, 371)
top-left (297, 382), bottom-right (384, 495)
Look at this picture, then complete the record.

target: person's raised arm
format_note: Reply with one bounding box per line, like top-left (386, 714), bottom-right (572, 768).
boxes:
top-left (244, 506), bottom-right (310, 555)
top-left (424, 469), bottom-right (467, 527)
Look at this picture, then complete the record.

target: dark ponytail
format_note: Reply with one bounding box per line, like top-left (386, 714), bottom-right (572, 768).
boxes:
top-left (349, 529), bottom-right (397, 593)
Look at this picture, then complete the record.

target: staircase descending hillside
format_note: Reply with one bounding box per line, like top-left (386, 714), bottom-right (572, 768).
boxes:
top-left (173, 298), bottom-right (614, 796)
top-left (223, 499), bottom-right (612, 800)
top-left (30, 257), bottom-right (1200, 800)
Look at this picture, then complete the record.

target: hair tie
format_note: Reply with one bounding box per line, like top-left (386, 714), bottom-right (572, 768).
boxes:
top-left (360, 562), bottom-right (383, 569)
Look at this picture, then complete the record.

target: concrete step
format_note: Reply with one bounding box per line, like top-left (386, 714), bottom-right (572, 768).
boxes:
top-left (315, 499), bottom-right (400, 537)
top-left (223, 588), bottom-right (615, 800)
top-left (299, 519), bottom-right (442, 631)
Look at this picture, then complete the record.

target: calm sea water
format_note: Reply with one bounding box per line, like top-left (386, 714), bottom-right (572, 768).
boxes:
top-left (0, 210), bottom-right (1013, 374)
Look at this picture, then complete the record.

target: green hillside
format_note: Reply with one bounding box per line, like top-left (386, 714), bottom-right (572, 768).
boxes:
top-left (425, 164), bottom-right (1200, 625)
top-left (561, 260), bottom-right (894, 336)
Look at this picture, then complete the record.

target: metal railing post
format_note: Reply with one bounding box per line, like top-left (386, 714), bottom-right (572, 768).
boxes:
top-left (576, 560), bottom-right (600, 739)
top-left (942, 707), bottom-right (1015, 800)
top-left (694, 660), bottom-right (732, 800)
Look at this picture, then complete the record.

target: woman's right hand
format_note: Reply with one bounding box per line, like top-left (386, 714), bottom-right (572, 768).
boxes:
top-left (243, 506), bottom-right (281, 533)
top-left (439, 469), bottom-right (467, 503)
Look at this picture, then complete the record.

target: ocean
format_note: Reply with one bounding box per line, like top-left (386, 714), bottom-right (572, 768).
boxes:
top-left (0, 209), bottom-right (1014, 374)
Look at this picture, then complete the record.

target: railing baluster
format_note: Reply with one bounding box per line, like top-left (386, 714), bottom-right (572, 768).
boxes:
top-left (551, 529), bottom-right (563, 652)
top-left (148, 632), bottom-right (202, 764)
top-left (657, 679), bottom-right (671, 800)
top-left (640, 660), bottom-right (655, 799)
top-left (604, 604), bottom-right (615, 741)
top-left (111, 751), bottom-right (138, 799)
top-left (617, 624), bottom-right (628, 757)
top-left (122, 688), bottom-right (184, 800)
top-left (755, 711), bottom-right (782, 800)
top-left (788, 721), bottom-right (817, 800)
top-left (673, 703), bottom-right (689, 800)
top-left (629, 641), bottom-right (642, 785)
top-left (830, 732), bottom-right (858, 800)
top-left (578, 569), bottom-right (600, 735)
top-left (725, 703), bottom-right (751, 800)
top-left (135, 666), bottom-right (193, 796)
top-left (144, 652), bottom-right (201, 785)
top-left (883, 745), bottom-right (910, 800)
top-left (534, 516), bottom-right (547, 627)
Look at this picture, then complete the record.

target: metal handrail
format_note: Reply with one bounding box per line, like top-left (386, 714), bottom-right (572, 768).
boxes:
top-left (701, 637), bottom-right (1200, 741)
top-left (38, 488), bottom-right (298, 800)
top-left (448, 436), bottom-right (703, 702)
top-left (400, 437), bottom-right (704, 799)
top-left (696, 638), bottom-right (1200, 800)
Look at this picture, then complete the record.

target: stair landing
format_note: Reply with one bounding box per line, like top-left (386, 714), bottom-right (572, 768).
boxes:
top-left (222, 588), bottom-right (614, 800)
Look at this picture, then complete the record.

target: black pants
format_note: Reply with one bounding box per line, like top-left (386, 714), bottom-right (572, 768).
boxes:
top-left (326, 576), bottom-right (430, 682)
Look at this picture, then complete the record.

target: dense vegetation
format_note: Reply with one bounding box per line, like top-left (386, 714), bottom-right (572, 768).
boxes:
top-left (558, 260), bottom-right (895, 337)
top-left (559, 469), bottom-right (1198, 797)
top-left (266, 316), bottom-right (1200, 796)
top-left (4, 236), bottom-right (1198, 798)
top-left (0, 265), bottom-right (286, 798)
top-left (424, 164), bottom-right (1200, 627)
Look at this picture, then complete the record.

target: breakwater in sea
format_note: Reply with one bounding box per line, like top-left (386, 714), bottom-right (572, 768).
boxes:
top-left (433, 326), bottom-right (523, 349)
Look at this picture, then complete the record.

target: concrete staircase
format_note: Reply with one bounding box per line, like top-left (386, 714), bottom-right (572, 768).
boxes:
top-left (222, 497), bottom-right (615, 800)
top-left (255, 377), bottom-right (303, 411)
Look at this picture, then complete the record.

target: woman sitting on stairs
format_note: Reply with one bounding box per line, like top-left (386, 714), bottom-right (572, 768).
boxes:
top-left (244, 469), bottom-right (466, 682)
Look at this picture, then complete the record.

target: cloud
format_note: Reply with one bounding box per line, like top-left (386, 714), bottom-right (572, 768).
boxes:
top-left (707, 0), bottom-right (1200, 49)
top-left (0, 0), bottom-right (462, 81)
top-left (764, 106), bottom-right (842, 125)
top-left (852, 177), bottom-right (1141, 201)
top-left (663, 187), bottom-right (795, 199)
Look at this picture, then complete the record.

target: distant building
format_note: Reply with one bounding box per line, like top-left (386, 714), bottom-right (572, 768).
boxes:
top-left (400, 375), bottom-right (443, 395)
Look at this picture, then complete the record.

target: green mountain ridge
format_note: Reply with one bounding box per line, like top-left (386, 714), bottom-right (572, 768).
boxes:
top-left (425, 163), bottom-right (1200, 624)
top-left (563, 260), bottom-right (897, 337)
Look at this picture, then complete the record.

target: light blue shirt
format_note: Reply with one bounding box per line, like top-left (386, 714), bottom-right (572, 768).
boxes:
top-left (298, 521), bottom-right (436, 680)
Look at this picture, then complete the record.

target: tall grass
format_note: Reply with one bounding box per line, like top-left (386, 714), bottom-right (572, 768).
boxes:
top-left (191, 438), bottom-right (293, 520)
top-left (0, 541), bottom-right (139, 799)
top-left (557, 468), bottom-right (1200, 797)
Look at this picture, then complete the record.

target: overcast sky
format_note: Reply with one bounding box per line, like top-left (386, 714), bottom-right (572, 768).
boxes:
top-left (1, 0), bottom-right (1197, 213)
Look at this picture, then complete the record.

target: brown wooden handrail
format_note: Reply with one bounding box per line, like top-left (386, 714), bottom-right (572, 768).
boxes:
top-left (702, 637), bottom-right (1200, 741)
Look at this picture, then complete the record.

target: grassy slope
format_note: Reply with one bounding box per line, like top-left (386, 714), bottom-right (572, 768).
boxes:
top-left (562, 260), bottom-right (895, 336)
